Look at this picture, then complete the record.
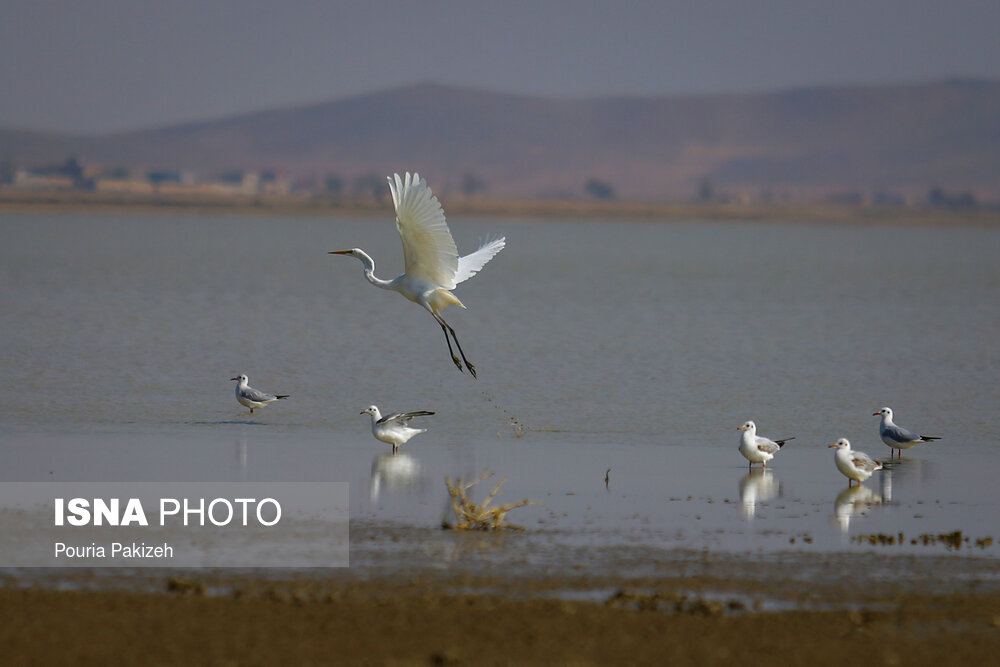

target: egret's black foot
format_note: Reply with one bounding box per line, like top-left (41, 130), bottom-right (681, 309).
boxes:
top-left (466, 362), bottom-right (477, 379)
top-left (451, 355), bottom-right (464, 372)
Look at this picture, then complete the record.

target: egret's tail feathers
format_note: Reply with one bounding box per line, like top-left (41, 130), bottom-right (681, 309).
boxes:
top-left (275, 395), bottom-right (290, 400)
top-left (775, 437), bottom-right (795, 448)
top-left (455, 236), bottom-right (506, 284)
top-left (431, 289), bottom-right (465, 310)
top-left (921, 436), bottom-right (941, 442)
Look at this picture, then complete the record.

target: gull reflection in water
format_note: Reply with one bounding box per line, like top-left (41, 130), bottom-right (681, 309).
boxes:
top-left (739, 469), bottom-right (781, 520)
top-left (879, 466), bottom-right (893, 503)
top-left (235, 434), bottom-right (248, 481)
top-left (833, 485), bottom-right (882, 533)
top-left (369, 452), bottom-right (422, 502)
top-left (876, 458), bottom-right (934, 504)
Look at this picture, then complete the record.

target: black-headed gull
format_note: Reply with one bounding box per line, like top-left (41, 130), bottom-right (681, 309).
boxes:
top-left (361, 405), bottom-right (434, 453)
top-left (874, 406), bottom-right (940, 458)
top-left (829, 438), bottom-right (883, 486)
top-left (230, 374), bottom-right (289, 414)
top-left (737, 421), bottom-right (794, 469)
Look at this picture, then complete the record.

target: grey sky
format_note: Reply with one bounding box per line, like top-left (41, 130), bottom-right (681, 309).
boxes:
top-left (3, 0), bottom-right (999, 134)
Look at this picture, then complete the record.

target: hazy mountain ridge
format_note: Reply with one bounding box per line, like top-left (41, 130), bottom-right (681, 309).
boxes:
top-left (3, 79), bottom-right (998, 199)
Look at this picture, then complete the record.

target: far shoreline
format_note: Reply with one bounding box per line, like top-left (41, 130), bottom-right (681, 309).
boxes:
top-left (3, 190), bottom-right (999, 226)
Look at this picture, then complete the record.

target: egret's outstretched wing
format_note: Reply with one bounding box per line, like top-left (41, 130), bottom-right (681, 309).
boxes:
top-left (388, 172), bottom-right (459, 288)
top-left (455, 237), bottom-right (505, 285)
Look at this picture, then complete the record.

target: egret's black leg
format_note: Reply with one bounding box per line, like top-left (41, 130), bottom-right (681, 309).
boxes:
top-left (434, 312), bottom-right (476, 378)
top-left (446, 322), bottom-right (476, 379)
top-left (437, 320), bottom-right (464, 372)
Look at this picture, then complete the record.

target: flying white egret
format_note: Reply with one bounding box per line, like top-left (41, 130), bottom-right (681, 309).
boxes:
top-left (361, 405), bottom-right (435, 454)
top-left (829, 438), bottom-right (884, 486)
top-left (330, 172), bottom-right (505, 377)
top-left (231, 374), bottom-right (289, 414)
top-left (874, 406), bottom-right (940, 458)
top-left (736, 420), bottom-right (794, 469)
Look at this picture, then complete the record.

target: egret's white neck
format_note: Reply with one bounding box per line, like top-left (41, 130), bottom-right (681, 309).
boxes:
top-left (351, 250), bottom-right (394, 290)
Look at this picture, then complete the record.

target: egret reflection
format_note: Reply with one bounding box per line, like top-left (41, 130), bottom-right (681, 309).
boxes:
top-left (833, 485), bottom-right (882, 533)
top-left (369, 452), bottom-right (423, 502)
top-left (738, 469), bottom-right (781, 519)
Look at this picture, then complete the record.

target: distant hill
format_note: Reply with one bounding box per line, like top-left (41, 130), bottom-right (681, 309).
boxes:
top-left (3, 79), bottom-right (999, 200)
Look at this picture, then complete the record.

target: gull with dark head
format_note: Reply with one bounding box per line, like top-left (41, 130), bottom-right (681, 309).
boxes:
top-left (829, 438), bottom-right (884, 487)
top-left (737, 420), bottom-right (794, 469)
top-left (230, 374), bottom-right (288, 414)
top-left (874, 406), bottom-right (940, 458)
top-left (330, 172), bottom-right (504, 378)
top-left (361, 405), bottom-right (435, 454)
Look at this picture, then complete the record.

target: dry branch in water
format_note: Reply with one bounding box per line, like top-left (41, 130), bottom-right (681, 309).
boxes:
top-left (443, 472), bottom-right (535, 531)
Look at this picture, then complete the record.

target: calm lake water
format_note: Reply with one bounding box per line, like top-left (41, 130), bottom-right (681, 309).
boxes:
top-left (1, 211), bottom-right (998, 579)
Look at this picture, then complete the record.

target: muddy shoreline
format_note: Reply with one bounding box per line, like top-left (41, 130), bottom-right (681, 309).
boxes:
top-left (4, 569), bottom-right (1000, 665)
top-left (4, 549), bottom-right (1000, 664)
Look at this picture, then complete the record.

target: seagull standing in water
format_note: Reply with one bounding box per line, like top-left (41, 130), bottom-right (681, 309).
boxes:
top-left (737, 420), bottom-right (794, 469)
top-left (361, 405), bottom-right (435, 454)
top-left (330, 172), bottom-right (504, 378)
top-left (874, 406), bottom-right (940, 458)
top-left (829, 438), bottom-right (884, 486)
top-left (231, 374), bottom-right (289, 414)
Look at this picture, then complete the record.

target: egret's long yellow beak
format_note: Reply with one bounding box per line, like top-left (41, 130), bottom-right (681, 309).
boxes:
top-left (827, 443), bottom-right (839, 448)
top-left (329, 250), bottom-right (351, 255)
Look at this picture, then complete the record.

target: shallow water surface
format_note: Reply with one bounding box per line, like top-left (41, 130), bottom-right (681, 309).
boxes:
top-left (1, 211), bottom-right (998, 576)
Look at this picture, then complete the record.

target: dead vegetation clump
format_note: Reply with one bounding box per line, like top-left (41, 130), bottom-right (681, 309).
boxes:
top-left (166, 578), bottom-right (205, 596)
top-left (443, 472), bottom-right (536, 531)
